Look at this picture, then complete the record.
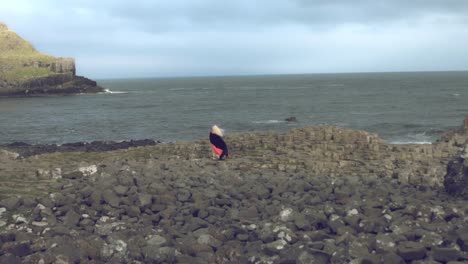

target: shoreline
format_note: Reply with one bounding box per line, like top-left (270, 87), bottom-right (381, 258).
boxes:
top-left (0, 124), bottom-right (467, 263)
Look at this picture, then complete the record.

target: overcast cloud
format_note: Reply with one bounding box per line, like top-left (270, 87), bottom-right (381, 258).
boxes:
top-left (1, 0), bottom-right (468, 78)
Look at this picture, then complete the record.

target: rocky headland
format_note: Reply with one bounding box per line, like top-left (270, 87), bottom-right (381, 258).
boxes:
top-left (0, 120), bottom-right (468, 263)
top-left (0, 22), bottom-right (104, 96)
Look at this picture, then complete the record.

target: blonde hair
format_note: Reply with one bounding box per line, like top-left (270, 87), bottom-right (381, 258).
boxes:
top-left (211, 125), bottom-right (224, 136)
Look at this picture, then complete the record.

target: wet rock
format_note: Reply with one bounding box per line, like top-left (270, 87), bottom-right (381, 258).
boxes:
top-left (197, 234), bottom-right (222, 249)
top-left (458, 230), bottom-right (468, 251)
top-left (0, 207), bottom-right (6, 217)
top-left (12, 214), bottom-right (27, 224)
top-left (0, 254), bottom-right (21, 264)
top-left (293, 212), bottom-right (311, 230)
top-left (0, 233), bottom-right (16, 243)
top-left (300, 249), bottom-right (331, 264)
top-left (143, 246), bottom-right (176, 263)
top-left (176, 189), bottom-right (192, 202)
top-left (137, 193), bottom-right (153, 208)
top-left (102, 239), bottom-right (128, 260)
top-left (63, 210), bottom-right (81, 227)
top-left (0, 196), bottom-right (21, 210)
top-left (279, 208), bottom-right (294, 222)
top-left (10, 242), bottom-right (32, 257)
top-left (146, 235), bottom-right (168, 248)
top-left (432, 246), bottom-right (460, 262)
top-left (238, 206), bottom-right (258, 221)
top-left (396, 241), bottom-right (426, 261)
top-left (126, 205), bottom-right (141, 217)
top-left (113, 185), bottom-right (128, 196)
top-left (380, 253), bottom-right (405, 264)
top-left (373, 234), bottom-right (396, 253)
top-left (285, 117), bottom-right (297, 122)
top-left (444, 155), bottom-right (468, 198)
top-left (102, 190), bottom-right (120, 208)
top-left (263, 239), bottom-right (288, 255)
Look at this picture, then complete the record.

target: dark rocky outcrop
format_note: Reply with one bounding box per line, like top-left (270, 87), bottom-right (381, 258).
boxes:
top-left (444, 146), bottom-right (468, 199)
top-left (0, 22), bottom-right (104, 96)
top-left (2, 139), bottom-right (159, 158)
top-left (444, 116), bottom-right (468, 199)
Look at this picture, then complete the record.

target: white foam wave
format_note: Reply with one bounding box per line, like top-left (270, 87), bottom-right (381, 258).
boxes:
top-left (102, 89), bottom-right (128, 94)
top-left (252, 120), bottom-right (285, 124)
top-left (389, 132), bottom-right (434, 145)
top-left (389, 140), bottom-right (432, 145)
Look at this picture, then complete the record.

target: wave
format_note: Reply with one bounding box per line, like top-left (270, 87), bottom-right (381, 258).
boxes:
top-left (252, 120), bottom-right (286, 124)
top-left (388, 132), bottom-right (434, 145)
top-left (101, 89), bottom-right (129, 94)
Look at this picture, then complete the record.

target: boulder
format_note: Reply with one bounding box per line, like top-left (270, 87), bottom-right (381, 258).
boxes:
top-left (444, 152), bottom-right (468, 198)
top-left (0, 196), bottom-right (21, 210)
top-left (396, 242), bottom-right (426, 261)
top-left (432, 246), bottom-right (460, 262)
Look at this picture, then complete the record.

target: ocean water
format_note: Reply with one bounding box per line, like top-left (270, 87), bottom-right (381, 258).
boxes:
top-left (0, 72), bottom-right (467, 145)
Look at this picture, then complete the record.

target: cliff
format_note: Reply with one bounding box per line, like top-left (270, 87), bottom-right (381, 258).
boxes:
top-left (0, 22), bottom-right (104, 96)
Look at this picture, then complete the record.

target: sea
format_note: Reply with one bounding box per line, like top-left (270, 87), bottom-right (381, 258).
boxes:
top-left (0, 71), bottom-right (467, 145)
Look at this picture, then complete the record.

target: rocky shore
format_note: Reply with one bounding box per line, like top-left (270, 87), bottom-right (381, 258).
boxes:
top-left (1, 123), bottom-right (468, 263)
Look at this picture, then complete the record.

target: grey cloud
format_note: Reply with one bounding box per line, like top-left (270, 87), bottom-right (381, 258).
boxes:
top-left (91, 0), bottom-right (468, 32)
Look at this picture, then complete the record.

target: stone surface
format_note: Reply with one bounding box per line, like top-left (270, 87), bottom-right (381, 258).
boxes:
top-left (432, 246), bottom-right (460, 262)
top-left (0, 125), bottom-right (467, 263)
top-left (396, 242), bottom-right (427, 261)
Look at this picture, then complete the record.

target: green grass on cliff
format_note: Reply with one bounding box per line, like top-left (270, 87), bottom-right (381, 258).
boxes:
top-left (0, 25), bottom-right (55, 82)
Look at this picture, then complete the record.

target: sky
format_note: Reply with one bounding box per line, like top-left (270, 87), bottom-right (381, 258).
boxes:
top-left (1, 0), bottom-right (468, 79)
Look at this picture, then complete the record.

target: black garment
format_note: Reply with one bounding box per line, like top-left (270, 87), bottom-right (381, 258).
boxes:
top-left (209, 132), bottom-right (229, 160)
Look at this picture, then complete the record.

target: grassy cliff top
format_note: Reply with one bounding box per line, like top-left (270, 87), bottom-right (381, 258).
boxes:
top-left (0, 22), bottom-right (57, 82)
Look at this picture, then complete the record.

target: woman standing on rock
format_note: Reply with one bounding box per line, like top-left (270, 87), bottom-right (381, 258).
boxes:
top-left (210, 125), bottom-right (229, 160)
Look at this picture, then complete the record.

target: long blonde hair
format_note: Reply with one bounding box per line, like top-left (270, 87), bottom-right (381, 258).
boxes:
top-left (211, 125), bottom-right (224, 136)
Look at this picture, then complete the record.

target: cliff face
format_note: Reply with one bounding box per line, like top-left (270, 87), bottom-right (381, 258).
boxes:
top-left (0, 22), bottom-right (104, 96)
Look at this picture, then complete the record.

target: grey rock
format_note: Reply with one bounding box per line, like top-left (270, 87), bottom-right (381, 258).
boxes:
top-left (458, 230), bottom-right (468, 251)
top-left (113, 185), bottom-right (128, 196)
top-left (444, 156), bottom-right (468, 198)
top-left (433, 246), bottom-right (461, 262)
top-left (102, 190), bottom-right (120, 208)
top-left (0, 232), bottom-right (16, 243)
top-left (374, 234), bottom-right (396, 253)
top-left (0, 196), bottom-right (21, 210)
top-left (176, 189), bottom-right (192, 202)
top-left (21, 197), bottom-right (37, 208)
top-left (293, 212), bottom-right (311, 230)
top-left (11, 242), bottom-right (32, 257)
top-left (197, 234), bottom-right (222, 249)
top-left (187, 217), bottom-right (209, 232)
top-left (381, 253), bottom-right (405, 264)
top-left (206, 206), bottom-right (225, 217)
top-left (264, 239), bottom-right (287, 255)
top-left (147, 235), bottom-right (168, 247)
top-left (137, 193), bottom-right (153, 208)
top-left (63, 210), bottom-right (81, 227)
top-left (396, 241), bottom-right (426, 261)
top-left (0, 254), bottom-right (21, 264)
top-left (126, 205), bottom-right (141, 217)
top-left (143, 246), bottom-right (176, 263)
top-left (62, 170), bottom-right (84, 179)
top-left (297, 249), bottom-right (330, 264)
top-left (238, 206), bottom-right (258, 221)
top-left (236, 233), bottom-right (249, 241)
